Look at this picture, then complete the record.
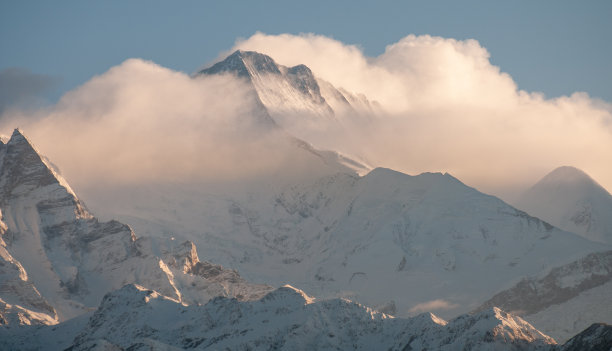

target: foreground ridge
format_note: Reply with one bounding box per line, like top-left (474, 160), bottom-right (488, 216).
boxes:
top-left (56, 285), bottom-right (558, 350)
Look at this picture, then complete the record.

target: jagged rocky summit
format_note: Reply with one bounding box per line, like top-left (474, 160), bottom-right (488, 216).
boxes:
top-left (0, 129), bottom-right (272, 326)
top-left (198, 50), bottom-right (378, 146)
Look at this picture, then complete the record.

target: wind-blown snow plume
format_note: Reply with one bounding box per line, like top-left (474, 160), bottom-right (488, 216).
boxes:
top-left (231, 32), bottom-right (612, 200)
top-left (0, 59), bottom-right (317, 188)
top-left (1, 33), bottom-right (611, 200)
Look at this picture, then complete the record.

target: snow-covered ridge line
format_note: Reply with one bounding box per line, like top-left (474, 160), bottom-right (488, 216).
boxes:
top-left (0, 129), bottom-right (274, 326)
top-left (59, 284), bottom-right (557, 351)
top-left (475, 249), bottom-right (612, 342)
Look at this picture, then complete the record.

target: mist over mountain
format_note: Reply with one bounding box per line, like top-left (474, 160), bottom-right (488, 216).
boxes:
top-left (2, 33), bottom-right (611, 199)
top-left (0, 33), bottom-right (611, 350)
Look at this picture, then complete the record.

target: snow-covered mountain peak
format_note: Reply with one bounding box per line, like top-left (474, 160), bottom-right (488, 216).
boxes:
top-left (536, 166), bottom-right (604, 190)
top-left (198, 50), bottom-right (379, 149)
top-left (7, 128), bottom-right (27, 144)
top-left (0, 128), bottom-right (85, 210)
top-left (200, 50), bottom-right (328, 111)
top-left (516, 166), bottom-right (612, 244)
top-left (0, 130), bottom-right (275, 324)
top-left (202, 50), bottom-right (282, 79)
top-left (458, 306), bottom-right (557, 346)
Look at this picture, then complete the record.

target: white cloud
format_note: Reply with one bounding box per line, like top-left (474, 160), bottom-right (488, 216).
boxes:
top-left (0, 59), bottom-right (312, 188)
top-left (2, 33), bottom-right (611, 203)
top-left (232, 33), bottom-right (612, 200)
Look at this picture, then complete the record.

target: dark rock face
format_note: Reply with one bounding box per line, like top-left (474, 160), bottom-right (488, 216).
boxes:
top-left (0, 130), bottom-right (69, 204)
top-left (199, 50), bottom-right (281, 78)
top-left (286, 64), bottom-right (326, 104)
top-left (561, 323), bottom-right (612, 351)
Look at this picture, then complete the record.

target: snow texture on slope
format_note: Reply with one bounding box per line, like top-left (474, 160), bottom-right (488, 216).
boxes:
top-left (560, 323), bottom-right (612, 351)
top-left (516, 166), bottom-right (612, 244)
top-left (58, 284), bottom-right (556, 351)
top-left (0, 129), bottom-right (272, 325)
top-left (82, 165), bottom-right (608, 323)
top-left (476, 250), bottom-right (612, 342)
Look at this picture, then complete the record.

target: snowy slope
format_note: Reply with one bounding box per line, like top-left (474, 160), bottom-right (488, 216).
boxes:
top-left (0, 210), bottom-right (57, 327)
top-left (0, 130), bottom-right (272, 324)
top-left (476, 250), bottom-right (612, 342)
top-left (560, 323), bottom-right (612, 351)
top-left (526, 281), bottom-right (612, 344)
top-left (29, 284), bottom-right (556, 351)
top-left (516, 166), bottom-right (612, 244)
top-left (82, 165), bottom-right (608, 322)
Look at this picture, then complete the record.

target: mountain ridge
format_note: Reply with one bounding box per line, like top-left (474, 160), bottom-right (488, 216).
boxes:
top-left (0, 129), bottom-right (273, 325)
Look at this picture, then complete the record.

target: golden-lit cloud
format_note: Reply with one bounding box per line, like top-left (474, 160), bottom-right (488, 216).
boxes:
top-left (0, 59), bottom-right (315, 188)
top-left (232, 33), bottom-right (612, 200)
top-left (1, 33), bottom-right (611, 203)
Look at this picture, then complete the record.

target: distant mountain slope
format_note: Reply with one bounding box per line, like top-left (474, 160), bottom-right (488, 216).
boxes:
top-left (516, 166), bottom-right (612, 244)
top-left (13, 284), bottom-right (557, 351)
top-left (476, 250), bottom-right (612, 342)
top-left (560, 323), bottom-right (612, 351)
top-left (86, 164), bottom-right (608, 323)
top-left (0, 129), bottom-right (272, 325)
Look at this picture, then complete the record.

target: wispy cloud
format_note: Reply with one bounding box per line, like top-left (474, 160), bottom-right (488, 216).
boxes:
top-left (0, 59), bottom-right (317, 187)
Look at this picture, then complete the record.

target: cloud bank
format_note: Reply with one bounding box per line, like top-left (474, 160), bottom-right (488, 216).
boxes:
top-left (0, 59), bottom-right (313, 189)
top-left (231, 33), bottom-right (612, 199)
top-left (1, 33), bottom-right (611, 203)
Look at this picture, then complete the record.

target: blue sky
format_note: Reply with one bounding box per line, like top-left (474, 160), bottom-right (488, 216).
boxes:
top-left (1, 0), bottom-right (611, 105)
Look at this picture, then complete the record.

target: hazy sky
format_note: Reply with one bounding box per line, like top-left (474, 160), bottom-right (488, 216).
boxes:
top-left (1, 1), bottom-right (611, 103)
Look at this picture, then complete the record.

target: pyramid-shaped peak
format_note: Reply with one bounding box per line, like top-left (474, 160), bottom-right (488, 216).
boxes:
top-left (542, 166), bottom-right (594, 184)
top-left (0, 129), bottom-right (86, 206)
top-left (199, 50), bottom-right (281, 77)
top-left (534, 166), bottom-right (611, 195)
top-left (5, 128), bottom-right (44, 161)
top-left (8, 128), bottom-right (28, 144)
